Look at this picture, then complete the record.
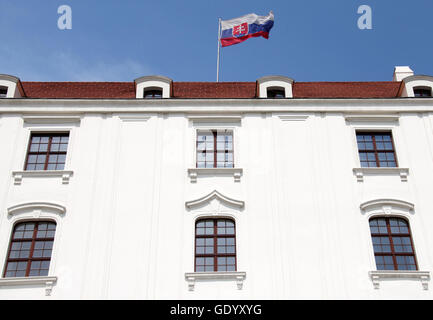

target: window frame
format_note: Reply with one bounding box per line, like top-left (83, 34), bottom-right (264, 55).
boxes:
top-left (24, 132), bottom-right (70, 171)
top-left (3, 220), bottom-right (57, 278)
top-left (413, 87), bottom-right (432, 98)
top-left (196, 129), bottom-right (234, 169)
top-left (0, 86), bottom-right (7, 98)
top-left (369, 216), bottom-right (418, 271)
top-left (143, 88), bottom-right (163, 99)
top-left (266, 87), bottom-right (285, 99)
top-left (356, 131), bottom-right (398, 168)
top-left (194, 218), bottom-right (237, 272)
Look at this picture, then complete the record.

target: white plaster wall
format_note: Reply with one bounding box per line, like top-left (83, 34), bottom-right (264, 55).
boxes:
top-left (0, 101), bottom-right (432, 299)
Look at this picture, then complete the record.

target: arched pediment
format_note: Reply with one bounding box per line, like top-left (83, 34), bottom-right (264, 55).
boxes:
top-left (360, 199), bottom-right (414, 216)
top-left (185, 190), bottom-right (244, 212)
top-left (8, 202), bottom-right (66, 217)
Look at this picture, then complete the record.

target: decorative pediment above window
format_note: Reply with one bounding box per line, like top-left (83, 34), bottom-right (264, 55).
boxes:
top-left (360, 199), bottom-right (414, 217)
top-left (134, 75), bottom-right (172, 99)
top-left (185, 190), bottom-right (244, 213)
top-left (0, 74), bottom-right (24, 98)
top-left (401, 75), bottom-right (433, 98)
top-left (7, 202), bottom-right (66, 218)
top-left (257, 75), bottom-right (294, 98)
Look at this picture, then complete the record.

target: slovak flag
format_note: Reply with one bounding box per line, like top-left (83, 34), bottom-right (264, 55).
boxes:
top-left (220, 11), bottom-right (274, 47)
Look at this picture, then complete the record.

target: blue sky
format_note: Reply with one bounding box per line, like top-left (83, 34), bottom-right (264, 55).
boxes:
top-left (1, 0), bottom-right (432, 82)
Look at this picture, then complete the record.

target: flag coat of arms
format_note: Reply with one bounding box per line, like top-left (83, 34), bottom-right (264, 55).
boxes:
top-left (220, 11), bottom-right (274, 47)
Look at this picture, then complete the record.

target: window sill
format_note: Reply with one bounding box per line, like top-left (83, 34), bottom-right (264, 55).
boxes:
top-left (12, 170), bottom-right (74, 185)
top-left (0, 276), bottom-right (57, 296)
top-left (369, 270), bottom-right (430, 290)
top-left (184, 271), bottom-right (246, 291)
top-left (353, 167), bottom-right (409, 182)
top-left (188, 168), bottom-right (243, 183)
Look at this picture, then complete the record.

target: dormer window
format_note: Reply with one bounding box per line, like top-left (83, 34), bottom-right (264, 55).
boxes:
top-left (0, 75), bottom-right (23, 98)
top-left (401, 75), bottom-right (433, 98)
top-left (414, 87), bottom-right (432, 98)
top-left (143, 89), bottom-right (162, 99)
top-left (134, 75), bottom-right (172, 99)
top-left (0, 86), bottom-right (7, 98)
top-left (257, 76), bottom-right (294, 98)
top-left (267, 88), bottom-right (285, 99)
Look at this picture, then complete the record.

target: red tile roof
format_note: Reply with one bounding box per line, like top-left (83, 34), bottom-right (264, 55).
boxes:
top-left (22, 82), bottom-right (135, 99)
top-left (173, 82), bottom-right (257, 99)
top-left (293, 82), bottom-right (402, 98)
top-left (20, 81), bottom-right (403, 99)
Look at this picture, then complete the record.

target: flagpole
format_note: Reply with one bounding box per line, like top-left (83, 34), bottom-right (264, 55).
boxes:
top-left (216, 18), bottom-right (222, 82)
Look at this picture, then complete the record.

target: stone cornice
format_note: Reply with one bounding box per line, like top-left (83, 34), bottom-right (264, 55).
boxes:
top-left (1, 98), bottom-right (433, 114)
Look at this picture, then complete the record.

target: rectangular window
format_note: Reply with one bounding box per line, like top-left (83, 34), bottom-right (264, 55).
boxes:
top-left (196, 130), bottom-right (233, 168)
top-left (0, 87), bottom-right (7, 98)
top-left (25, 133), bottom-right (69, 171)
top-left (356, 132), bottom-right (397, 168)
top-left (414, 88), bottom-right (432, 97)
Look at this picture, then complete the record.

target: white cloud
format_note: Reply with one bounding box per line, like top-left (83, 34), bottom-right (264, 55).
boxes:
top-left (0, 47), bottom-right (154, 81)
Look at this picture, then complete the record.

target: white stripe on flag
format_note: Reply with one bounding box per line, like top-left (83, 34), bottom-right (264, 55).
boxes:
top-left (220, 11), bottom-right (274, 31)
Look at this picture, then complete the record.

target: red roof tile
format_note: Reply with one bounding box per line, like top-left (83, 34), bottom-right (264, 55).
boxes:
top-left (20, 81), bottom-right (403, 99)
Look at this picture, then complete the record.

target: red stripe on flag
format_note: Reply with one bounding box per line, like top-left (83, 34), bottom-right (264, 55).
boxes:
top-left (220, 31), bottom-right (270, 47)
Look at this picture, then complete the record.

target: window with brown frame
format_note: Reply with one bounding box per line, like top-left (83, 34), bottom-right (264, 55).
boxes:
top-left (143, 89), bottom-right (162, 99)
top-left (196, 130), bottom-right (233, 168)
top-left (356, 132), bottom-right (397, 168)
top-left (0, 86), bottom-right (7, 98)
top-left (414, 87), bottom-right (432, 98)
top-left (369, 217), bottom-right (417, 271)
top-left (3, 221), bottom-right (56, 277)
top-left (25, 133), bottom-right (69, 171)
top-left (195, 218), bottom-right (236, 272)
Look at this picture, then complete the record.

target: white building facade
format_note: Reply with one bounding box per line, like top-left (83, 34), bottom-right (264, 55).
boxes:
top-left (0, 67), bottom-right (433, 299)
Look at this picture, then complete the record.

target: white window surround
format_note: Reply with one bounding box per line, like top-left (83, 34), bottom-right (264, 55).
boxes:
top-left (257, 75), bottom-right (294, 98)
top-left (134, 75), bottom-right (172, 99)
top-left (0, 202), bottom-right (65, 296)
top-left (0, 276), bottom-right (58, 296)
top-left (189, 118), bottom-right (242, 182)
top-left (360, 199), bottom-right (430, 290)
top-left (369, 271), bottom-right (430, 290)
top-left (185, 194), bottom-right (244, 291)
top-left (345, 115), bottom-right (408, 182)
top-left (14, 117), bottom-right (79, 185)
top-left (0, 74), bottom-right (23, 98)
top-left (185, 272), bottom-right (246, 291)
top-left (401, 75), bottom-right (433, 98)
